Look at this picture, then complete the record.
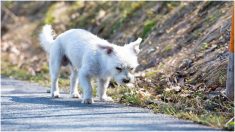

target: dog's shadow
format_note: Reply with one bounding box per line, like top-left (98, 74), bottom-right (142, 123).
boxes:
top-left (9, 94), bottom-right (119, 109)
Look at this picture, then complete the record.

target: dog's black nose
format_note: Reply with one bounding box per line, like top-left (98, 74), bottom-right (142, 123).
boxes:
top-left (123, 78), bottom-right (130, 83)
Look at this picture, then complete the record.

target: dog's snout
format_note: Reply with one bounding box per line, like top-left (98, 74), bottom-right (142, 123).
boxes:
top-left (122, 78), bottom-right (130, 83)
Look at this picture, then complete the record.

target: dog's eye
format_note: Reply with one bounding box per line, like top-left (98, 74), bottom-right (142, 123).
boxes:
top-left (116, 67), bottom-right (122, 71)
top-left (127, 67), bottom-right (134, 71)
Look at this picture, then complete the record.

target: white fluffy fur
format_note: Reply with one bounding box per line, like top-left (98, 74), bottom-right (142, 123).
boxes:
top-left (39, 25), bottom-right (142, 104)
top-left (39, 25), bottom-right (54, 53)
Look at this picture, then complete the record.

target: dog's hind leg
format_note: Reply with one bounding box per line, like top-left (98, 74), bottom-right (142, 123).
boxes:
top-left (49, 50), bottom-right (62, 98)
top-left (69, 65), bottom-right (80, 98)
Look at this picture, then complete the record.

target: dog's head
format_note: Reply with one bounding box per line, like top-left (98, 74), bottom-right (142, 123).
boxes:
top-left (99, 38), bottom-right (142, 85)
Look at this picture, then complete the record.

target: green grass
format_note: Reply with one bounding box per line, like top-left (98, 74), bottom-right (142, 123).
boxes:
top-left (1, 62), bottom-right (49, 86)
top-left (201, 42), bottom-right (209, 50)
top-left (162, 45), bottom-right (174, 53)
top-left (120, 88), bottom-right (142, 106)
top-left (110, 1), bottom-right (144, 35)
top-left (2, 1), bottom-right (14, 8)
top-left (108, 85), bottom-right (146, 106)
top-left (1, 62), bottom-right (71, 91)
top-left (225, 120), bottom-right (234, 130)
top-left (68, 1), bottom-right (84, 12)
top-left (111, 18), bottom-right (125, 34)
top-left (141, 20), bottom-right (156, 38)
top-left (44, 4), bottom-right (56, 24)
top-left (144, 70), bottom-right (159, 78)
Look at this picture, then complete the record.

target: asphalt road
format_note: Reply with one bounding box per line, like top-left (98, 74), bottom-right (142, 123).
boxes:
top-left (1, 77), bottom-right (219, 131)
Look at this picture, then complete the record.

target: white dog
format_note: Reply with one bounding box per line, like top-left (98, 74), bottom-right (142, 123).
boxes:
top-left (39, 25), bottom-right (142, 104)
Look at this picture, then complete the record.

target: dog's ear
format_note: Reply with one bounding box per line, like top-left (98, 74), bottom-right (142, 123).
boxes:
top-left (98, 45), bottom-right (113, 55)
top-left (125, 38), bottom-right (142, 54)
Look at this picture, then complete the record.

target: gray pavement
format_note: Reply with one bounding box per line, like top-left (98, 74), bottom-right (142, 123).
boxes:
top-left (1, 77), bottom-right (219, 131)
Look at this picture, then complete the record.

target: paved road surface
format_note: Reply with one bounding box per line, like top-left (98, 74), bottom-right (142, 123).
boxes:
top-left (1, 77), bottom-right (219, 131)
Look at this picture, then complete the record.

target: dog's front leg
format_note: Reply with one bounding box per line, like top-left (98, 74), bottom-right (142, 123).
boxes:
top-left (97, 78), bottom-right (113, 102)
top-left (79, 71), bottom-right (93, 104)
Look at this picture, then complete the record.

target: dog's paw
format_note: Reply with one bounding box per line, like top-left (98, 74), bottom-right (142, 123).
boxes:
top-left (52, 91), bottom-right (60, 98)
top-left (100, 96), bottom-right (113, 102)
top-left (82, 98), bottom-right (94, 104)
top-left (70, 93), bottom-right (81, 98)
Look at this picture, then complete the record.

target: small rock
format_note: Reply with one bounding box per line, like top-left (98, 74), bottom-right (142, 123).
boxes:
top-left (126, 83), bottom-right (135, 88)
top-left (96, 10), bottom-right (106, 20)
top-left (164, 88), bottom-right (172, 92)
top-left (171, 85), bottom-right (181, 92)
top-left (179, 59), bottom-right (193, 69)
top-left (207, 91), bottom-right (220, 99)
top-left (147, 48), bottom-right (155, 54)
top-left (180, 93), bottom-right (191, 98)
top-left (10, 46), bottom-right (20, 55)
top-left (145, 99), bottom-right (167, 105)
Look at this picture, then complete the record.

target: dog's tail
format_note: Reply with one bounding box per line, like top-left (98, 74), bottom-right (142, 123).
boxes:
top-left (39, 25), bottom-right (55, 54)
